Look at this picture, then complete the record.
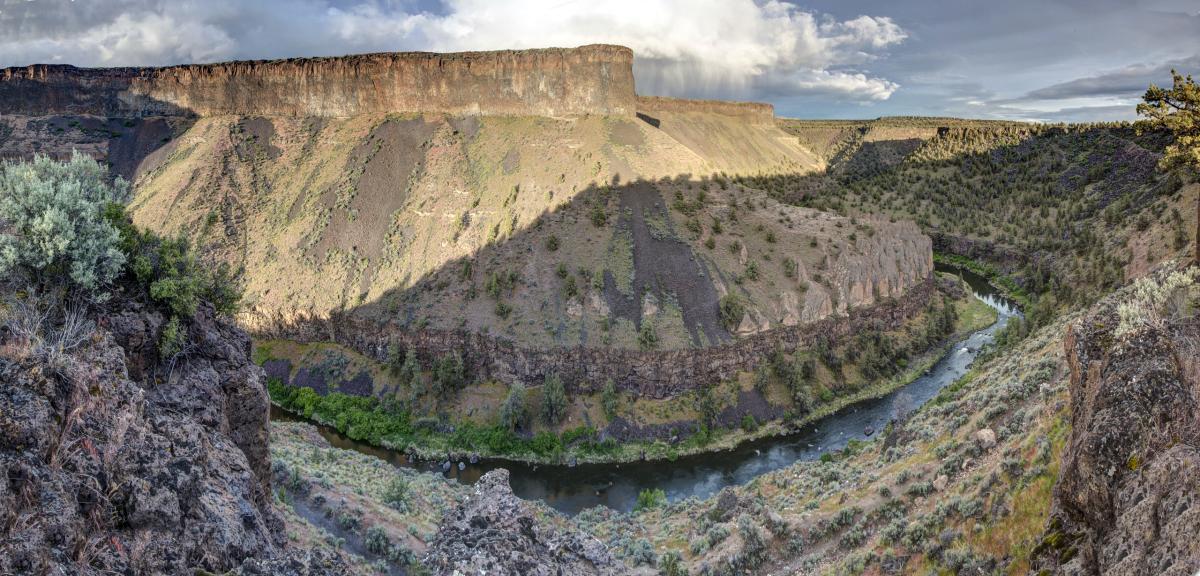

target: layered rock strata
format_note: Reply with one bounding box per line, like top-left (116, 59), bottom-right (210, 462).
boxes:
top-left (0, 45), bottom-right (637, 118)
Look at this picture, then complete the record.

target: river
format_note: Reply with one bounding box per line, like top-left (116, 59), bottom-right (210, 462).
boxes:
top-left (271, 265), bottom-right (1019, 515)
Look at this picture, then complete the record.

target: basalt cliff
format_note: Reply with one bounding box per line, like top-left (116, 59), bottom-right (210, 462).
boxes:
top-left (0, 44), bottom-right (637, 118)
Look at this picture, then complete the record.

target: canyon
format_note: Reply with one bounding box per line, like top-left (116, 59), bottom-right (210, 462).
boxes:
top-left (1, 40), bottom-right (1197, 576)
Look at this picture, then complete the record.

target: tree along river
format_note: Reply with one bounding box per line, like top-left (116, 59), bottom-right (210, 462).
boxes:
top-left (271, 265), bottom-right (1019, 515)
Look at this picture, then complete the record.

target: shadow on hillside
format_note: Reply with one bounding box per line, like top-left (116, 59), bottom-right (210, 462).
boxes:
top-left (346, 173), bottom-right (737, 349)
top-left (0, 82), bottom-right (197, 181)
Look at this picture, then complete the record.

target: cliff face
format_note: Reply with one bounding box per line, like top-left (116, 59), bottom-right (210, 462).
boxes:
top-left (256, 278), bottom-right (945, 399)
top-left (1033, 271), bottom-right (1200, 575)
top-left (0, 300), bottom-right (284, 574)
top-left (0, 45), bottom-right (637, 118)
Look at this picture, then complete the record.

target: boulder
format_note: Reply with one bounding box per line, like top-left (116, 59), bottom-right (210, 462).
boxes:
top-left (974, 428), bottom-right (997, 450)
top-left (424, 469), bottom-right (617, 576)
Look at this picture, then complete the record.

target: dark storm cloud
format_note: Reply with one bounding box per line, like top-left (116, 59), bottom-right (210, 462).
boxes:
top-left (0, 0), bottom-right (1197, 121)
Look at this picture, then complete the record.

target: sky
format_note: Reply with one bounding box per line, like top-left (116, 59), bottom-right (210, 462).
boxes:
top-left (1, 0), bottom-right (1197, 121)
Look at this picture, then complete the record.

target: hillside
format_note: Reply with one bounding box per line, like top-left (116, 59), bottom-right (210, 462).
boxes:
top-left (127, 111), bottom-right (864, 350)
top-left (0, 47), bottom-right (862, 355)
top-left (755, 117), bottom-right (1197, 309)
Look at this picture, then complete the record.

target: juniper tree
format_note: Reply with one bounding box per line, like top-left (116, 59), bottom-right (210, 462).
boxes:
top-left (1138, 70), bottom-right (1199, 264)
top-left (541, 373), bottom-right (567, 425)
top-left (500, 382), bottom-right (527, 431)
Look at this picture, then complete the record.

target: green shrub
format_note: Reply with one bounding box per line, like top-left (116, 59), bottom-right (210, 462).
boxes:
top-left (545, 235), bottom-right (560, 251)
top-left (382, 476), bottom-right (410, 510)
top-left (432, 351), bottom-right (466, 396)
top-left (106, 204), bottom-right (241, 317)
top-left (719, 293), bottom-right (745, 331)
top-left (158, 316), bottom-right (186, 360)
top-left (385, 342), bottom-right (405, 375)
top-left (658, 551), bottom-right (685, 576)
top-left (398, 348), bottom-right (421, 390)
top-left (499, 383), bottom-right (526, 431)
top-left (529, 431), bottom-right (562, 457)
top-left (0, 153), bottom-right (127, 296)
top-left (638, 321), bottom-right (658, 350)
top-left (634, 487), bottom-right (667, 512)
top-left (601, 378), bottom-right (619, 419)
top-left (590, 204), bottom-right (607, 227)
top-left (741, 413), bottom-right (758, 432)
top-left (541, 373), bottom-right (567, 425)
top-left (782, 257), bottom-right (798, 279)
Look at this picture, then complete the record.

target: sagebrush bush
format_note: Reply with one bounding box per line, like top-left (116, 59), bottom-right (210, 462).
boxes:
top-left (382, 475), bottom-right (410, 511)
top-left (108, 208), bottom-right (242, 318)
top-left (0, 153), bottom-right (128, 296)
top-left (1115, 267), bottom-right (1198, 336)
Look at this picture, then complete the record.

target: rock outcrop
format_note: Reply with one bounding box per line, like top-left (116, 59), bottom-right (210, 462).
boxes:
top-left (424, 469), bottom-right (617, 576)
top-left (1033, 273), bottom-right (1200, 575)
top-left (258, 276), bottom-right (949, 399)
top-left (0, 300), bottom-right (286, 574)
top-left (0, 45), bottom-right (637, 118)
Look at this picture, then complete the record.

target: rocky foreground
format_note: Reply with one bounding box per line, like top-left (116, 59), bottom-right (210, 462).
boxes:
top-left (0, 298), bottom-right (346, 574)
top-left (2, 260), bottom-right (1196, 576)
top-left (1034, 271), bottom-right (1200, 575)
top-left (424, 469), bottom-right (618, 575)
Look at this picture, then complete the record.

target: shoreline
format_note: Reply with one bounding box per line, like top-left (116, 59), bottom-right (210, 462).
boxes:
top-left (267, 277), bottom-right (999, 467)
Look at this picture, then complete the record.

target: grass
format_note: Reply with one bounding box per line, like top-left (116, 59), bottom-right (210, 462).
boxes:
top-left (963, 411), bottom-right (1069, 574)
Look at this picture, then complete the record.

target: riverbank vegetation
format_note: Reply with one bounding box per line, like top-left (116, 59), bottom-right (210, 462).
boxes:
top-left (262, 276), bottom-right (995, 465)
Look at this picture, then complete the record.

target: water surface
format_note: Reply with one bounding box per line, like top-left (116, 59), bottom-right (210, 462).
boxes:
top-left (272, 265), bottom-right (1018, 514)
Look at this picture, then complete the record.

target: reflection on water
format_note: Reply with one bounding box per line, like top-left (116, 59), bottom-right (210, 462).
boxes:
top-left (271, 265), bottom-right (1019, 515)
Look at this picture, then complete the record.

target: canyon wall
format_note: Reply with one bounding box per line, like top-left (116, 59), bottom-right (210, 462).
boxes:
top-left (255, 277), bottom-right (947, 399)
top-left (0, 45), bottom-right (637, 118)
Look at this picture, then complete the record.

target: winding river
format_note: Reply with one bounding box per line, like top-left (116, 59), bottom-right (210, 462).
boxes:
top-left (271, 265), bottom-right (1019, 515)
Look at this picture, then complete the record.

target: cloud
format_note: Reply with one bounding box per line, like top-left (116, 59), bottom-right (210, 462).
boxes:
top-left (1021, 55), bottom-right (1200, 101)
top-left (0, 0), bottom-right (906, 102)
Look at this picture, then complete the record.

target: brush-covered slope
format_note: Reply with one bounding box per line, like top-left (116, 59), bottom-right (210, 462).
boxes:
top-left (125, 111), bottom-right (922, 350)
top-left (0, 46), bottom-right (904, 354)
top-left (755, 118), bottom-right (1197, 309)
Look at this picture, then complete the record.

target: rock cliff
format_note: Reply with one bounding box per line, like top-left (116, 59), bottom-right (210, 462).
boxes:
top-left (424, 469), bottom-right (617, 575)
top-left (1033, 269), bottom-right (1200, 575)
top-left (258, 277), bottom-right (947, 399)
top-left (0, 300), bottom-right (291, 574)
top-left (0, 45), bottom-right (636, 118)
